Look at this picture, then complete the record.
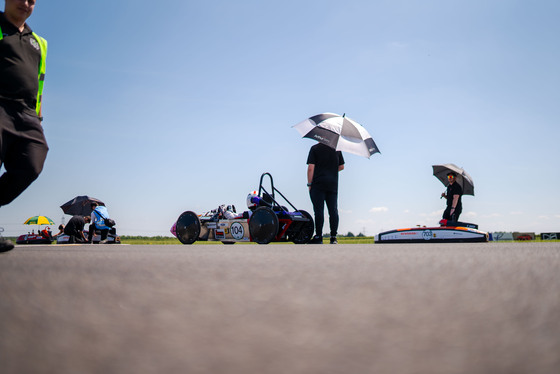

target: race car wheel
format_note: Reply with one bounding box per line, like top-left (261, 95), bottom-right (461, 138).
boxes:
top-left (249, 206), bottom-right (279, 244)
top-left (176, 211), bottom-right (201, 245)
top-left (291, 210), bottom-right (315, 244)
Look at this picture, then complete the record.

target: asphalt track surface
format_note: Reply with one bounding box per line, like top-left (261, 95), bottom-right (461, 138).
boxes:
top-left (1, 242), bottom-right (559, 374)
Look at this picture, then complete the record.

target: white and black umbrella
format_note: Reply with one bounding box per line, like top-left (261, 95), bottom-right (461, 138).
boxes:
top-left (432, 164), bottom-right (474, 196)
top-left (292, 113), bottom-right (380, 158)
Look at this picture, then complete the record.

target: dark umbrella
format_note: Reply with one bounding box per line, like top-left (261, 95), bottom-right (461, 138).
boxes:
top-left (60, 196), bottom-right (105, 216)
top-left (432, 164), bottom-right (474, 196)
top-left (292, 112), bottom-right (380, 158)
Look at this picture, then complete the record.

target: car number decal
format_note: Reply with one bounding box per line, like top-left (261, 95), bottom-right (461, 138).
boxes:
top-left (422, 230), bottom-right (433, 240)
top-left (231, 222), bottom-right (244, 240)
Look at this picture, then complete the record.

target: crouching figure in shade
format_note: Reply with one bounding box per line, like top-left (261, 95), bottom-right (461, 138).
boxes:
top-left (64, 216), bottom-right (90, 243)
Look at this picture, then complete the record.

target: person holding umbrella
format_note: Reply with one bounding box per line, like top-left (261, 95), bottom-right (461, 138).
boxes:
top-left (441, 172), bottom-right (463, 222)
top-left (307, 142), bottom-right (345, 244)
top-left (294, 112), bottom-right (380, 244)
top-left (433, 163), bottom-right (474, 224)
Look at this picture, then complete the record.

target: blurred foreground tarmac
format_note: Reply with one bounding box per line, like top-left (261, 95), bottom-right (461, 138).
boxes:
top-left (1, 242), bottom-right (559, 374)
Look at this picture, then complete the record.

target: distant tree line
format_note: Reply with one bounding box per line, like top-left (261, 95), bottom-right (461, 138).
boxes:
top-left (339, 232), bottom-right (365, 237)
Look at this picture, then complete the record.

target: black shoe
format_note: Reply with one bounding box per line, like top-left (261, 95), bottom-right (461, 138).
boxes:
top-left (330, 236), bottom-right (338, 244)
top-left (0, 237), bottom-right (15, 253)
top-left (308, 235), bottom-right (323, 244)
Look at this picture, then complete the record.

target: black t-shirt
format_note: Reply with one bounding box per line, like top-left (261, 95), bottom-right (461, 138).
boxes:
top-left (64, 216), bottom-right (86, 235)
top-left (0, 12), bottom-right (41, 112)
top-left (446, 182), bottom-right (463, 209)
top-left (307, 143), bottom-right (345, 192)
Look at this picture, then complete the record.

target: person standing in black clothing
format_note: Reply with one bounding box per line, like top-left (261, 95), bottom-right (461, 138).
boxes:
top-left (307, 143), bottom-right (345, 244)
top-left (63, 215), bottom-right (91, 243)
top-left (0, 0), bottom-right (48, 252)
top-left (441, 172), bottom-right (463, 222)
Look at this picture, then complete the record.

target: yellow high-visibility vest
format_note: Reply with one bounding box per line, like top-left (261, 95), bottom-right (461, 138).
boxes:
top-left (0, 25), bottom-right (48, 115)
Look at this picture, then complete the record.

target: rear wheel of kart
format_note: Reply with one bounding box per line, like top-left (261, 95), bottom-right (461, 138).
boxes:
top-left (176, 211), bottom-right (201, 245)
top-left (249, 206), bottom-right (279, 244)
top-left (291, 210), bottom-right (315, 244)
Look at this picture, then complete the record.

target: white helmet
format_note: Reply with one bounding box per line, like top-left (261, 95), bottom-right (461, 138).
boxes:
top-left (246, 191), bottom-right (259, 209)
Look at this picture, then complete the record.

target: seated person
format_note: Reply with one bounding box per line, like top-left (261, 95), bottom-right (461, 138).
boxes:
top-left (40, 227), bottom-right (53, 241)
top-left (218, 204), bottom-right (245, 219)
top-left (247, 191), bottom-right (274, 210)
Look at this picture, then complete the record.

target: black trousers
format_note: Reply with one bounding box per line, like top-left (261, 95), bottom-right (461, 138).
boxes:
top-left (309, 187), bottom-right (339, 237)
top-left (88, 223), bottom-right (109, 242)
top-left (0, 102), bottom-right (49, 206)
top-left (63, 228), bottom-right (84, 243)
top-left (443, 206), bottom-right (462, 222)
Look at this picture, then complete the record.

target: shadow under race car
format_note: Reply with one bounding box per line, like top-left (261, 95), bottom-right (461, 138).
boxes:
top-left (175, 173), bottom-right (315, 245)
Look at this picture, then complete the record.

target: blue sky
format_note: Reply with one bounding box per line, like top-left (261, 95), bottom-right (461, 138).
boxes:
top-left (1, 0), bottom-right (559, 237)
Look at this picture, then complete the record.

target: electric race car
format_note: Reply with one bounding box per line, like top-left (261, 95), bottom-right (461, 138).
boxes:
top-left (175, 173), bottom-right (314, 245)
top-left (375, 219), bottom-right (489, 243)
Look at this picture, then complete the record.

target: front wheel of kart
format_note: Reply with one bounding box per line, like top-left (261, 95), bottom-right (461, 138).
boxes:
top-left (249, 206), bottom-right (279, 244)
top-left (291, 210), bottom-right (315, 244)
top-left (176, 211), bottom-right (201, 245)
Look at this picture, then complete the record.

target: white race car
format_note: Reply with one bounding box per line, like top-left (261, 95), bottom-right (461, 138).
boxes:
top-left (175, 173), bottom-right (314, 245)
top-left (375, 220), bottom-right (488, 243)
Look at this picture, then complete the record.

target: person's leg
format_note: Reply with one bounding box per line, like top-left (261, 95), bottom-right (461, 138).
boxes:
top-left (64, 228), bottom-right (79, 243)
top-left (87, 224), bottom-right (96, 243)
top-left (309, 187), bottom-right (326, 239)
top-left (442, 206), bottom-right (452, 220)
top-left (452, 208), bottom-right (462, 222)
top-left (325, 190), bottom-right (339, 243)
top-left (0, 109), bottom-right (49, 206)
top-left (100, 229), bottom-right (109, 241)
top-left (0, 238), bottom-right (14, 252)
top-left (0, 227), bottom-right (15, 253)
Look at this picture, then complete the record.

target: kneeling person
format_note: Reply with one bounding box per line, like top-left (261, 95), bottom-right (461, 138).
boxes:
top-left (63, 215), bottom-right (90, 243)
top-left (89, 202), bottom-right (112, 244)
